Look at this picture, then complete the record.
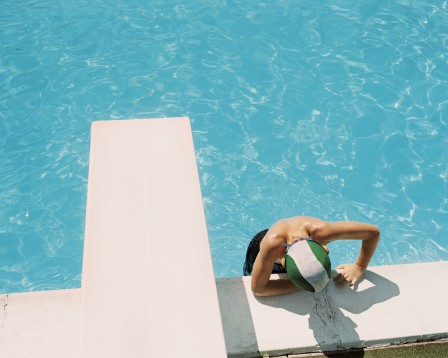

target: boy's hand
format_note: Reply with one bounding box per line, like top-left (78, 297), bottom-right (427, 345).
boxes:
top-left (333, 263), bottom-right (365, 286)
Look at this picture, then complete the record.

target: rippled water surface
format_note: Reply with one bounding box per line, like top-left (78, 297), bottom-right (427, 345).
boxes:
top-left (1, 0), bottom-right (448, 293)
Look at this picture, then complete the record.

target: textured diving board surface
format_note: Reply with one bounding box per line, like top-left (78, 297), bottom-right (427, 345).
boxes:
top-left (81, 118), bottom-right (226, 357)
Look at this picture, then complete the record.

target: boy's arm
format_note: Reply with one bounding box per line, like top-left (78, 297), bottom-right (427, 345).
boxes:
top-left (250, 235), bottom-right (298, 296)
top-left (310, 220), bottom-right (380, 285)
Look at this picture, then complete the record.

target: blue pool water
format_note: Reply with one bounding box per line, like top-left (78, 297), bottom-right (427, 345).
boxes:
top-left (1, 0), bottom-right (448, 294)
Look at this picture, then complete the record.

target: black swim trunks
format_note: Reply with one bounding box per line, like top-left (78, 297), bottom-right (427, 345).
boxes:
top-left (243, 229), bottom-right (287, 276)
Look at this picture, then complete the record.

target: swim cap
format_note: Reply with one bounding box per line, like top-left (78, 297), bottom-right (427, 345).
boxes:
top-left (285, 240), bottom-right (331, 292)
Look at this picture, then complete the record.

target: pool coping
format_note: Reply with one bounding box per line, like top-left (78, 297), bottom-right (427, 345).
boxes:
top-left (1, 262), bottom-right (447, 357)
top-left (216, 261), bottom-right (448, 357)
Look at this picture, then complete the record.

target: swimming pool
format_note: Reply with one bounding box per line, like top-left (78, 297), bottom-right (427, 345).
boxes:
top-left (1, 0), bottom-right (447, 294)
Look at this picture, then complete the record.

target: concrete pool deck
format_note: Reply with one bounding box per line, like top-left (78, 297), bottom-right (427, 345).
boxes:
top-left (217, 261), bottom-right (448, 357)
top-left (0, 118), bottom-right (447, 357)
top-left (0, 262), bottom-right (447, 357)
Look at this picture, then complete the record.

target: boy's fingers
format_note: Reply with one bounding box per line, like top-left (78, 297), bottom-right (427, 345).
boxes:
top-left (333, 272), bottom-right (342, 279)
top-left (336, 264), bottom-right (345, 270)
top-left (333, 274), bottom-right (346, 285)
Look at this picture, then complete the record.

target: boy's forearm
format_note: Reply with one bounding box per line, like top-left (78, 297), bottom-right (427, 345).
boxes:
top-left (252, 278), bottom-right (299, 297)
top-left (355, 231), bottom-right (380, 270)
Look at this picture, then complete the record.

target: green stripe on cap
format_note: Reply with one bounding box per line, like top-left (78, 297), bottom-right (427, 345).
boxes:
top-left (308, 241), bottom-right (331, 278)
top-left (285, 255), bottom-right (315, 292)
top-left (285, 240), bottom-right (331, 292)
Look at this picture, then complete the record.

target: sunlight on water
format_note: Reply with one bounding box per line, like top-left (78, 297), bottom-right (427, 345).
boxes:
top-left (1, 0), bottom-right (447, 292)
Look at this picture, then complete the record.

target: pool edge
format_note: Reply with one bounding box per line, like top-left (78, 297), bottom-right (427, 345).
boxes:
top-left (216, 261), bottom-right (448, 357)
top-left (0, 262), bottom-right (447, 357)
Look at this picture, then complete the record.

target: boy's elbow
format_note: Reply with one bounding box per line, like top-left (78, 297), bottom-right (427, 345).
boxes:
top-left (374, 226), bottom-right (380, 238)
top-left (252, 288), bottom-right (269, 297)
top-left (368, 226), bottom-right (380, 243)
top-left (251, 281), bottom-right (267, 297)
top-left (251, 284), bottom-right (262, 296)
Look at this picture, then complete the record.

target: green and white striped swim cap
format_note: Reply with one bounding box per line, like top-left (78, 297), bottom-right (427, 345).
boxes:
top-left (285, 240), bottom-right (331, 292)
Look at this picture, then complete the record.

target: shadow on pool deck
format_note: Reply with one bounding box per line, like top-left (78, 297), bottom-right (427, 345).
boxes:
top-left (257, 270), bottom-right (400, 354)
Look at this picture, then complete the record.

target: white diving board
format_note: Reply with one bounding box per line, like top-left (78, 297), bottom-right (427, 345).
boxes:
top-left (80, 118), bottom-right (226, 357)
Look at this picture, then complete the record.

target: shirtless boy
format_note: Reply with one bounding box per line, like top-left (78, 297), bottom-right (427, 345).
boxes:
top-left (243, 216), bottom-right (380, 296)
